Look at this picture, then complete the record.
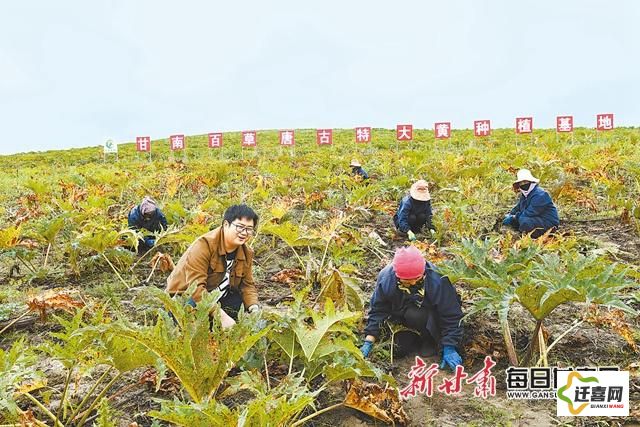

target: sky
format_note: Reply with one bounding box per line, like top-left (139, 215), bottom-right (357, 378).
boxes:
top-left (1, 1), bottom-right (639, 155)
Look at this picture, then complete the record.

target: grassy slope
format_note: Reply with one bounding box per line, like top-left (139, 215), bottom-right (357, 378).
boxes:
top-left (0, 127), bottom-right (639, 425)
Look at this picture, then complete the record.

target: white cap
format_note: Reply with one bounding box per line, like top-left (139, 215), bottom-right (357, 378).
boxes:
top-left (514, 169), bottom-right (539, 184)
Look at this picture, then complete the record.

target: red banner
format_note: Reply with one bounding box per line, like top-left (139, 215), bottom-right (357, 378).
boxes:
top-left (316, 129), bottom-right (333, 145)
top-left (596, 113), bottom-right (614, 131)
top-left (136, 136), bottom-right (150, 152)
top-left (355, 127), bottom-right (371, 143)
top-left (279, 130), bottom-right (295, 146)
top-left (556, 116), bottom-right (573, 133)
top-left (396, 124), bottom-right (413, 141)
top-left (242, 131), bottom-right (257, 147)
top-left (474, 120), bottom-right (491, 137)
top-left (208, 133), bottom-right (223, 148)
top-left (170, 135), bottom-right (185, 151)
top-left (515, 117), bottom-right (533, 134)
top-left (434, 122), bottom-right (451, 139)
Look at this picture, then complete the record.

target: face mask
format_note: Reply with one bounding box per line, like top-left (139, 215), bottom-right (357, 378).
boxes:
top-left (519, 182), bottom-right (532, 191)
top-left (397, 276), bottom-right (423, 294)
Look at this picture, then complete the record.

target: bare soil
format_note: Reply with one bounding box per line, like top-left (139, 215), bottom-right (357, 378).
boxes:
top-left (2, 212), bottom-right (638, 426)
top-left (306, 213), bottom-right (640, 426)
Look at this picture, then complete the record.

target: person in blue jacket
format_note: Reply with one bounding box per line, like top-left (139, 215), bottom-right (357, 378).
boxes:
top-left (350, 159), bottom-right (369, 180)
top-left (503, 169), bottom-right (559, 238)
top-left (393, 180), bottom-right (434, 241)
top-left (360, 246), bottom-right (464, 370)
top-left (128, 196), bottom-right (167, 251)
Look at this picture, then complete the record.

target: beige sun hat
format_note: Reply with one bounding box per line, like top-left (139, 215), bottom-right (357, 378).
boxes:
top-left (350, 159), bottom-right (361, 167)
top-left (409, 180), bottom-right (431, 201)
top-left (513, 169), bottom-right (540, 184)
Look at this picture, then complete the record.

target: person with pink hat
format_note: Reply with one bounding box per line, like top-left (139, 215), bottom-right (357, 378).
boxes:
top-left (393, 179), bottom-right (434, 241)
top-left (360, 246), bottom-right (464, 370)
top-left (502, 169), bottom-right (559, 238)
top-left (128, 196), bottom-right (168, 252)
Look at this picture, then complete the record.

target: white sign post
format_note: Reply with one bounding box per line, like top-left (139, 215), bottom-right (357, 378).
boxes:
top-left (103, 138), bottom-right (118, 161)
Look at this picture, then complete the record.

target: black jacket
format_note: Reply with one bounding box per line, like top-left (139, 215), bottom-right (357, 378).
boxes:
top-left (364, 262), bottom-right (463, 350)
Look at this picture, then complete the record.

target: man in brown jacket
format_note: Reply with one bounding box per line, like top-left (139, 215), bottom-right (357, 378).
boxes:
top-left (166, 204), bottom-right (260, 328)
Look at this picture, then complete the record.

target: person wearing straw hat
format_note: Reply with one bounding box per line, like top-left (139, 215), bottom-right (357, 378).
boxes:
top-left (349, 159), bottom-right (369, 180)
top-left (393, 180), bottom-right (434, 241)
top-left (360, 246), bottom-right (464, 370)
top-left (502, 169), bottom-right (559, 238)
top-left (128, 196), bottom-right (168, 251)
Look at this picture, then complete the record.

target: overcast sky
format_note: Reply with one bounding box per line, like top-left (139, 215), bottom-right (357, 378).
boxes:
top-left (1, 1), bottom-right (638, 155)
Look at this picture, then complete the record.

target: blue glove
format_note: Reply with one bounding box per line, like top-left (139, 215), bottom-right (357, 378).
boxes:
top-left (360, 340), bottom-right (374, 358)
top-left (440, 345), bottom-right (463, 370)
top-left (502, 215), bottom-right (514, 226)
top-left (144, 237), bottom-right (156, 247)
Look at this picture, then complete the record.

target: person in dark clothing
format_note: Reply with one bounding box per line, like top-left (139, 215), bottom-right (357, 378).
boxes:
top-left (503, 169), bottom-right (560, 238)
top-left (350, 159), bottom-right (369, 180)
top-left (128, 196), bottom-right (168, 251)
top-left (393, 180), bottom-right (434, 241)
top-left (360, 246), bottom-right (464, 370)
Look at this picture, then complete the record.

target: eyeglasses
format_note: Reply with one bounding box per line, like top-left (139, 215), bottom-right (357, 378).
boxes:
top-left (230, 222), bottom-right (255, 235)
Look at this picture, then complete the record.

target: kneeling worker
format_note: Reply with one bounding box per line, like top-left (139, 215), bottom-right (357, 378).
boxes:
top-left (360, 246), bottom-right (464, 370)
top-left (166, 204), bottom-right (260, 328)
top-left (393, 180), bottom-right (434, 241)
top-left (350, 159), bottom-right (369, 180)
top-left (128, 196), bottom-right (168, 251)
top-left (503, 169), bottom-right (560, 238)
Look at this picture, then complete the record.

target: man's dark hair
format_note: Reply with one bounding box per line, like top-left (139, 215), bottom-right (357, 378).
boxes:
top-left (223, 204), bottom-right (259, 228)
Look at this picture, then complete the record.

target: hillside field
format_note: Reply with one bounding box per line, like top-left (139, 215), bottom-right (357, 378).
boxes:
top-left (0, 127), bottom-right (639, 426)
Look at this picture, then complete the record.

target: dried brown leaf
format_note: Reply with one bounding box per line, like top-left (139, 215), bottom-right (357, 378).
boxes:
top-left (19, 409), bottom-right (38, 427)
top-left (344, 379), bottom-right (409, 426)
top-left (585, 307), bottom-right (638, 352)
top-left (412, 241), bottom-right (447, 263)
top-left (16, 239), bottom-right (39, 249)
top-left (269, 268), bottom-right (304, 285)
top-left (621, 208), bottom-right (631, 224)
top-left (27, 290), bottom-right (84, 320)
top-left (138, 368), bottom-right (182, 394)
top-left (150, 252), bottom-right (175, 273)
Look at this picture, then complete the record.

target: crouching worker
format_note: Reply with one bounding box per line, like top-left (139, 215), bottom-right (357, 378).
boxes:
top-left (166, 204), bottom-right (260, 329)
top-left (393, 180), bottom-right (434, 241)
top-left (502, 169), bottom-right (560, 238)
top-left (128, 196), bottom-right (167, 252)
top-left (360, 246), bottom-right (464, 370)
top-left (350, 159), bottom-right (369, 180)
